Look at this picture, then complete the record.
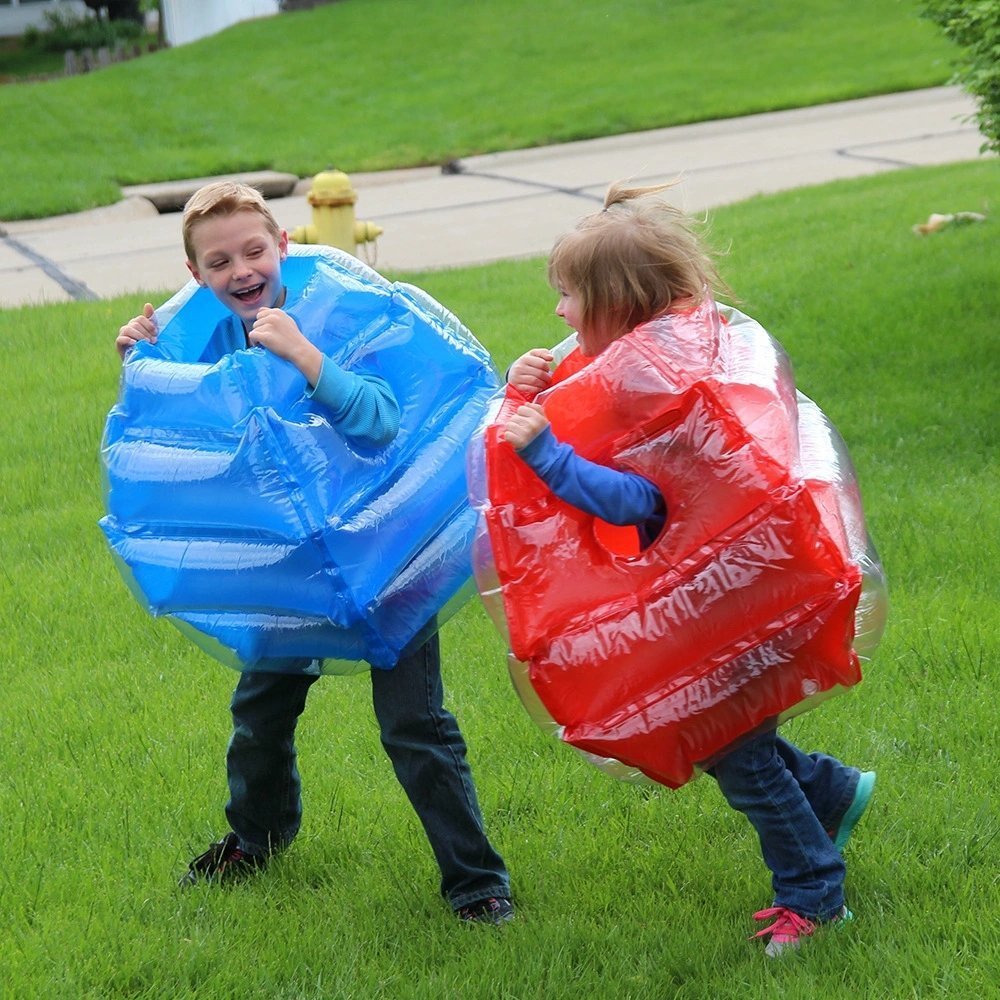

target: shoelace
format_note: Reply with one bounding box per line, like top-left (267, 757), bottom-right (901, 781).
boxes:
top-left (193, 838), bottom-right (244, 874)
top-left (751, 906), bottom-right (817, 944)
top-left (460, 898), bottom-right (498, 917)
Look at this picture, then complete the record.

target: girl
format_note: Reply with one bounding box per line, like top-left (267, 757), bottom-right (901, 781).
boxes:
top-left (502, 181), bottom-right (875, 957)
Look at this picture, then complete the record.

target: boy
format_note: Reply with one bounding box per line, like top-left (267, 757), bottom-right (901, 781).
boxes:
top-left (116, 182), bottom-right (513, 924)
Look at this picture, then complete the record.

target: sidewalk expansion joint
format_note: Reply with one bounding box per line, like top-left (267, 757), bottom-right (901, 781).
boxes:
top-left (837, 126), bottom-right (980, 168)
top-left (1, 235), bottom-right (99, 302)
top-left (455, 170), bottom-right (606, 204)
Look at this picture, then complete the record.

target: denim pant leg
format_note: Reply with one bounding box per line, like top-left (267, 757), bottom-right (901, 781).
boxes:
top-left (226, 662), bottom-right (318, 856)
top-left (709, 730), bottom-right (848, 920)
top-left (773, 735), bottom-right (861, 834)
top-left (370, 631), bottom-right (511, 909)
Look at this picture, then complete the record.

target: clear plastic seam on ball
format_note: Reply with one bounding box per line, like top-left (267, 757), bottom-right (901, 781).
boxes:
top-left (101, 245), bottom-right (501, 673)
top-left (469, 299), bottom-right (888, 789)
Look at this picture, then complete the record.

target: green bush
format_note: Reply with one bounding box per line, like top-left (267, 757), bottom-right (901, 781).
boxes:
top-left (83, 0), bottom-right (144, 25)
top-left (921, 0), bottom-right (1000, 153)
top-left (23, 7), bottom-right (143, 54)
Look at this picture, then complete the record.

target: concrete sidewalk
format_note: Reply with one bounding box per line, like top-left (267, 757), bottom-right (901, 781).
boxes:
top-left (0, 86), bottom-right (989, 309)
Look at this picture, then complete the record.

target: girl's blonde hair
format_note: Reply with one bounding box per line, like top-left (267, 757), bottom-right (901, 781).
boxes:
top-left (181, 181), bottom-right (282, 263)
top-left (547, 180), bottom-right (726, 342)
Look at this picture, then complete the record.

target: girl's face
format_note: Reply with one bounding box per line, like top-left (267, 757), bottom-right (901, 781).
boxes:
top-left (187, 210), bottom-right (288, 328)
top-left (556, 284), bottom-right (611, 357)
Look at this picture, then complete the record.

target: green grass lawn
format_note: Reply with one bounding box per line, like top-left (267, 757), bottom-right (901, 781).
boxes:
top-left (0, 34), bottom-right (65, 81)
top-left (0, 0), bottom-right (956, 221)
top-left (0, 161), bottom-right (997, 998)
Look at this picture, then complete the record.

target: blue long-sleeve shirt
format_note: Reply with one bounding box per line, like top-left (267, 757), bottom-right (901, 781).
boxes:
top-left (204, 310), bottom-right (400, 448)
top-left (518, 426), bottom-right (666, 546)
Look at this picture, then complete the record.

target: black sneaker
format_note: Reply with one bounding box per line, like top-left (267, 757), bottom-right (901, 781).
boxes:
top-left (178, 832), bottom-right (267, 887)
top-left (456, 896), bottom-right (515, 925)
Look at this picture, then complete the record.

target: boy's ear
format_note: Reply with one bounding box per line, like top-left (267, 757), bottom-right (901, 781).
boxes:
top-left (186, 259), bottom-right (205, 286)
top-left (278, 229), bottom-right (289, 261)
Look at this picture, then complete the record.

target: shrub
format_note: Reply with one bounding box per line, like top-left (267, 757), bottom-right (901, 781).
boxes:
top-left (23, 7), bottom-right (143, 54)
top-left (920, 0), bottom-right (1000, 154)
top-left (82, 1), bottom-right (144, 26)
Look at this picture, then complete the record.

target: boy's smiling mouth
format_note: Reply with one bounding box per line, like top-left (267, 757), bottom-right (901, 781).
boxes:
top-left (233, 283), bottom-right (265, 302)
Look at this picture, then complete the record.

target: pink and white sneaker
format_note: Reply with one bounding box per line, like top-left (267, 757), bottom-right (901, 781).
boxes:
top-left (752, 904), bottom-right (853, 958)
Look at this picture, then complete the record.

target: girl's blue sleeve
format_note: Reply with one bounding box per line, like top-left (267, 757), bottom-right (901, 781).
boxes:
top-left (307, 358), bottom-right (401, 448)
top-left (517, 427), bottom-right (663, 526)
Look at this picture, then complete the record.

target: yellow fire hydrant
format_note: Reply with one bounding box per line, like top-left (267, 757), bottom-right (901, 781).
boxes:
top-left (289, 168), bottom-right (383, 256)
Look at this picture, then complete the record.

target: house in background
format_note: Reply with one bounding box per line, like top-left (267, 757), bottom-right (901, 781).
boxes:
top-left (0, 0), bottom-right (88, 38)
top-left (160, 0), bottom-right (279, 47)
top-left (0, 0), bottom-right (281, 45)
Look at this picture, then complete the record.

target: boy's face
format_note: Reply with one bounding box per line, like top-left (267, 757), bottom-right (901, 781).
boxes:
top-left (186, 210), bottom-right (288, 327)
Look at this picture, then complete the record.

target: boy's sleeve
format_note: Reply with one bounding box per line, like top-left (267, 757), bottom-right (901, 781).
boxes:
top-left (307, 357), bottom-right (401, 448)
top-left (517, 427), bottom-right (664, 527)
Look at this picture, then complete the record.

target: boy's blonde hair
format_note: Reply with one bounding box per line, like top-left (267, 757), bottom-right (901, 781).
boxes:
top-left (181, 181), bottom-right (282, 263)
top-left (547, 180), bottom-right (725, 341)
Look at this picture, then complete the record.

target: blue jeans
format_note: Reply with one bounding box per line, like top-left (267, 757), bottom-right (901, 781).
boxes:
top-left (224, 632), bottom-right (510, 909)
top-left (708, 730), bottom-right (860, 921)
